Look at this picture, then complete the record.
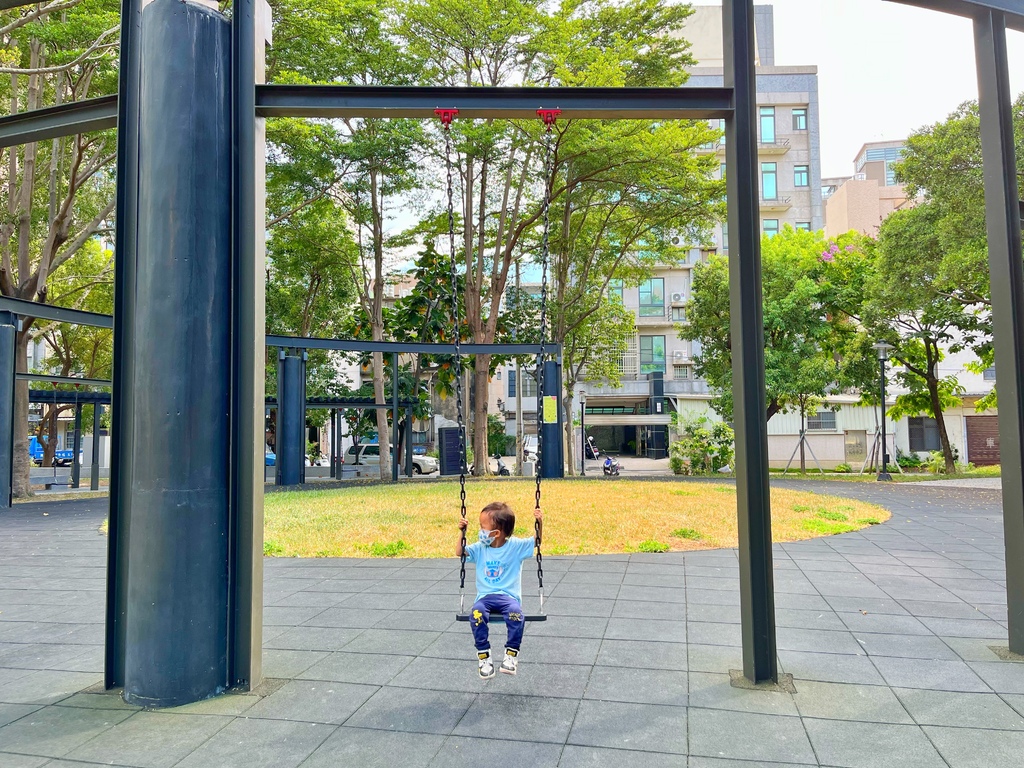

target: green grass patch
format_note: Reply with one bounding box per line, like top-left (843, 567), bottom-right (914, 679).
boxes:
top-left (801, 518), bottom-right (858, 536)
top-left (263, 540), bottom-right (284, 556)
top-left (859, 518), bottom-right (881, 525)
top-left (636, 539), bottom-right (670, 553)
top-left (367, 540), bottom-right (410, 558)
top-left (815, 510), bottom-right (849, 522)
top-left (671, 527), bottom-right (701, 540)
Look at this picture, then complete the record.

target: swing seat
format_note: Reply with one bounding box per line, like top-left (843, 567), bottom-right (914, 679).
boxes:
top-left (455, 612), bottom-right (547, 622)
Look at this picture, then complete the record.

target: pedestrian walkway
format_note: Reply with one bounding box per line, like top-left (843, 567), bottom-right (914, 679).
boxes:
top-left (1, 482), bottom-right (1022, 766)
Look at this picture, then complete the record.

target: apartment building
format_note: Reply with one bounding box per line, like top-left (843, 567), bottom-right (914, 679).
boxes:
top-left (824, 140), bottom-right (919, 237)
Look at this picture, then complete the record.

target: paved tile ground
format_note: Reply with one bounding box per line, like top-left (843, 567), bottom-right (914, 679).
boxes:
top-left (1, 481), bottom-right (1022, 766)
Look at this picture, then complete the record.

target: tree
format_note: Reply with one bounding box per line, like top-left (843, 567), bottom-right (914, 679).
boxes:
top-left (893, 94), bottom-right (1024, 407)
top-left (682, 227), bottom-right (862, 423)
top-left (401, 0), bottom-right (707, 471)
top-left (866, 204), bottom-right (983, 473)
top-left (0, 0), bottom-right (119, 495)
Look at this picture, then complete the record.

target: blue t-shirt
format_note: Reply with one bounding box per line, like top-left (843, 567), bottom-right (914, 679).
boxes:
top-left (465, 536), bottom-right (535, 602)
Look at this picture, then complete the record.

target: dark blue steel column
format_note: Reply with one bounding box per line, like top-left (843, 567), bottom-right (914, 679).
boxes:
top-left (723, 0), bottom-right (777, 684)
top-left (0, 311), bottom-right (14, 509)
top-left (122, 0), bottom-right (233, 707)
top-left (276, 350), bottom-right (306, 486)
top-left (975, 9), bottom-right (1024, 655)
top-left (90, 404), bottom-right (102, 492)
top-left (540, 359), bottom-right (564, 478)
top-left (71, 403), bottom-right (82, 489)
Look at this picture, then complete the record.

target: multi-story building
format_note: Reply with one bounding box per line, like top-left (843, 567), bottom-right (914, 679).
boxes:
top-left (824, 140), bottom-right (919, 237)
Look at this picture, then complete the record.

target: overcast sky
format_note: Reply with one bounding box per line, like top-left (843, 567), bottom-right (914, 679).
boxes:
top-left (761, 0), bottom-right (1024, 177)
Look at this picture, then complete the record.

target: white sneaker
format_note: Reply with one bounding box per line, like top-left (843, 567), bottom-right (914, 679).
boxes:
top-left (500, 649), bottom-right (518, 675)
top-left (478, 651), bottom-right (495, 679)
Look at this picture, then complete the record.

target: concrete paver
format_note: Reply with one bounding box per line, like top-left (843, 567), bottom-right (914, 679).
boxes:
top-left (0, 482), bottom-right (1021, 765)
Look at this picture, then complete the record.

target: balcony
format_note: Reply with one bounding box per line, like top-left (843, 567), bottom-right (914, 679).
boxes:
top-left (759, 196), bottom-right (792, 212)
top-left (665, 379), bottom-right (710, 395)
top-left (757, 138), bottom-right (790, 155)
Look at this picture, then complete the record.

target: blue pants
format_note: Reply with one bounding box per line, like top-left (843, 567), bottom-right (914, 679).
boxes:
top-left (470, 594), bottom-right (524, 652)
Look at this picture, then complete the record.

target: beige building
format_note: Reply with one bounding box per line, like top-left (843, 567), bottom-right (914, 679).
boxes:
top-left (824, 140), bottom-right (919, 237)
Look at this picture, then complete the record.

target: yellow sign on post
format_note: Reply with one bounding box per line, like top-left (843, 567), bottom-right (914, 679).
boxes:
top-left (543, 395), bottom-right (558, 424)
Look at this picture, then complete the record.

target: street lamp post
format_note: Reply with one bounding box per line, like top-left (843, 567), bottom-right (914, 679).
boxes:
top-left (872, 342), bottom-right (894, 481)
top-left (579, 390), bottom-right (587, 476)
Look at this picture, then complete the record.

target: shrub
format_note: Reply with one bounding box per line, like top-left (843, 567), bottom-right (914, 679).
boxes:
top-left (637, 539), bottom-right (670, 553)
top-left (669, 415), bottom-right (734, 476)
top-left (672, 527), bottom-right (701, 540)
top-left (833, 463), bottom-right (852, 473)
top-left (369, 540), bottom-right (410, 557)
top-left (896, 449), bottom-right (922, 469)
top-left (487, 414), bottom-right (513, 456)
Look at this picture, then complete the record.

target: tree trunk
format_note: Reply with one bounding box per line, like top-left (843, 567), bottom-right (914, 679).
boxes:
top-left (12, 329), bottom-right (31, 497)
top-left (563, 390), bottom-right (576, 477)
top-left (799, 401), bottom-right (806, 473)
top-left (929, 378), bottom-right (957, 473)
top-left (471, 353), bottom-right (490, 476)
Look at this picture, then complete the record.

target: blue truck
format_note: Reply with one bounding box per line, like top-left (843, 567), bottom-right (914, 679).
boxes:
top-left (29, 435), bottom-right (80, 467)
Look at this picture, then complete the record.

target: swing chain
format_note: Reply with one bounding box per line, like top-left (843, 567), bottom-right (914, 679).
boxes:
top-left (534, 109), bottom-right (558, 596)
top-left (439, 111), bottom-right (469, 602)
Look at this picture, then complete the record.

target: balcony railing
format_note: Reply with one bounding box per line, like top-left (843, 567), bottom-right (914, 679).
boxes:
top-left (757, 138), bottom-right (791, 154)
top-left (759, 196), bottom-right (792, 212)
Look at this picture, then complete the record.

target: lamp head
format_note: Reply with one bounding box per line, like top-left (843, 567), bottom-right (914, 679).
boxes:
top-left (872, 341), bottom-right (894, 361)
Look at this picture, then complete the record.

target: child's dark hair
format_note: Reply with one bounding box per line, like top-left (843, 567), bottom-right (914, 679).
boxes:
top-left (482, 501), bottom-right (515, 537)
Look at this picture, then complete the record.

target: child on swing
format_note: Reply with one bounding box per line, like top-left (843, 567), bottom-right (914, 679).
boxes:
top-left (456, 501), bottom-right (543, 679)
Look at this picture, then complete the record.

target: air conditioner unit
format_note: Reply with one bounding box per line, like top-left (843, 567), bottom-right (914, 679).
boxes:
top-left (670, 236), bottom-right (682, 246)
top-left (671, 292), bottom-right (685, 304)
top-left (854, 172), bottom-right (867, 180)
top-left (673, 350), bottom-right (688, 361)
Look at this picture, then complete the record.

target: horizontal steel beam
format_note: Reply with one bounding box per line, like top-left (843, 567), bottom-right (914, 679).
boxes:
top-left (886, 0), bottom-right (1024, 31)
top-left (30, 389), bottom-right (112, 404)
top-left (0, 95), bottom-right (118, 150)
top-left (255, 85), bottom-right (734, 120)
top-left (18, 373), bottom-right (111, 387)
top-left (266, 334), bottom-right (559, 356)
top-left (0, 0), bottom-right (39, 10)
top-left (266, 398), bottom-right (418, 409)
top-left (0, 297), bottom-right (114, 329)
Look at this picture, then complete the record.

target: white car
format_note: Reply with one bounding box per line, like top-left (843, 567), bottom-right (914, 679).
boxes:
top-left (345, 444), bottom-right (438, 475)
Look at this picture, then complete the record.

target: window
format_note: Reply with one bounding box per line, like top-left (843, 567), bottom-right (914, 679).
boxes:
top-left (508, 374), bottom-right (516, 398)
top-left (760, 106), bottom-right (776, 144)
top-left (761, 162), bottom-right (777, 199)
top-left (608, 278), bottom-right (623, 302)
top-left (807, 411), bottom-right (836, 431)
top-left (885, 162), bottom-right (898, 186)
top-left (671, 306), bottom-right (687, 322)
top-left (792, 108), bottom-right (807, 130)
top-left (763, 219), bottom-right (779, 238)
top-left (673, 364), bottom-right (689, 380)
top-left (908, 417), bottom-right (941, 452)
top-left (640, 335), bottom-right (666, 374)
top-left (984, 366), bottom-right (996, 381)
top-left (720, 162), bottom-right (727, 180)
top-left (796, 222), bottom-right (811, 232)
top-left (521, 372), bottom-right (538, 398)
top-left (719, 119), bottom-right (726, 145)
top-left (794, 165), bottom-right (809, 187)
top-left (721, 222), bottom-right (729, 251)
top-left (639, 278), bottom-right (665, 317)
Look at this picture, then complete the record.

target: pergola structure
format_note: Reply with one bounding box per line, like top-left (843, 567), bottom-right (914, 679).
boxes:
top-left (0, 0), bottom-right (1020, 708)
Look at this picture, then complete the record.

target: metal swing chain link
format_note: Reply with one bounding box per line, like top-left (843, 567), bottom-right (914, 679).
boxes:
top-left (534, 116), bottom-right (557, 602)
top-left (442, 117), bottom-right (469, 606)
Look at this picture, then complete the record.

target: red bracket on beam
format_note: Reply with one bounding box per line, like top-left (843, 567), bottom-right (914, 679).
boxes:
top-left (537, 108), bottom-right (561, 126)
top-left (434, 108), bottom-right (459, 127)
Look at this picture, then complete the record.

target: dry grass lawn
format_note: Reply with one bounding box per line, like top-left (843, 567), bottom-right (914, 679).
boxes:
top-left (263, 479), bottom-right (890, 558)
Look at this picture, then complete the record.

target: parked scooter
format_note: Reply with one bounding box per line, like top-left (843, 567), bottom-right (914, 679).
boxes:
top-left (602, 456), bottom-right (621, 476)
top-left (584, 435), bottom-right (600, 460)
top-left (494, 454), bottom-right (511, 477)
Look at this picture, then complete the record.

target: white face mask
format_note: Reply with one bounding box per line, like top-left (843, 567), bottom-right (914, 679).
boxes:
top-left (479, 528), bottom-right (498, 546)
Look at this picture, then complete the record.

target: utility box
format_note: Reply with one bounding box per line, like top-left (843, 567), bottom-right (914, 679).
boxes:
top-left (438, 427), bottom-right (465, 476)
